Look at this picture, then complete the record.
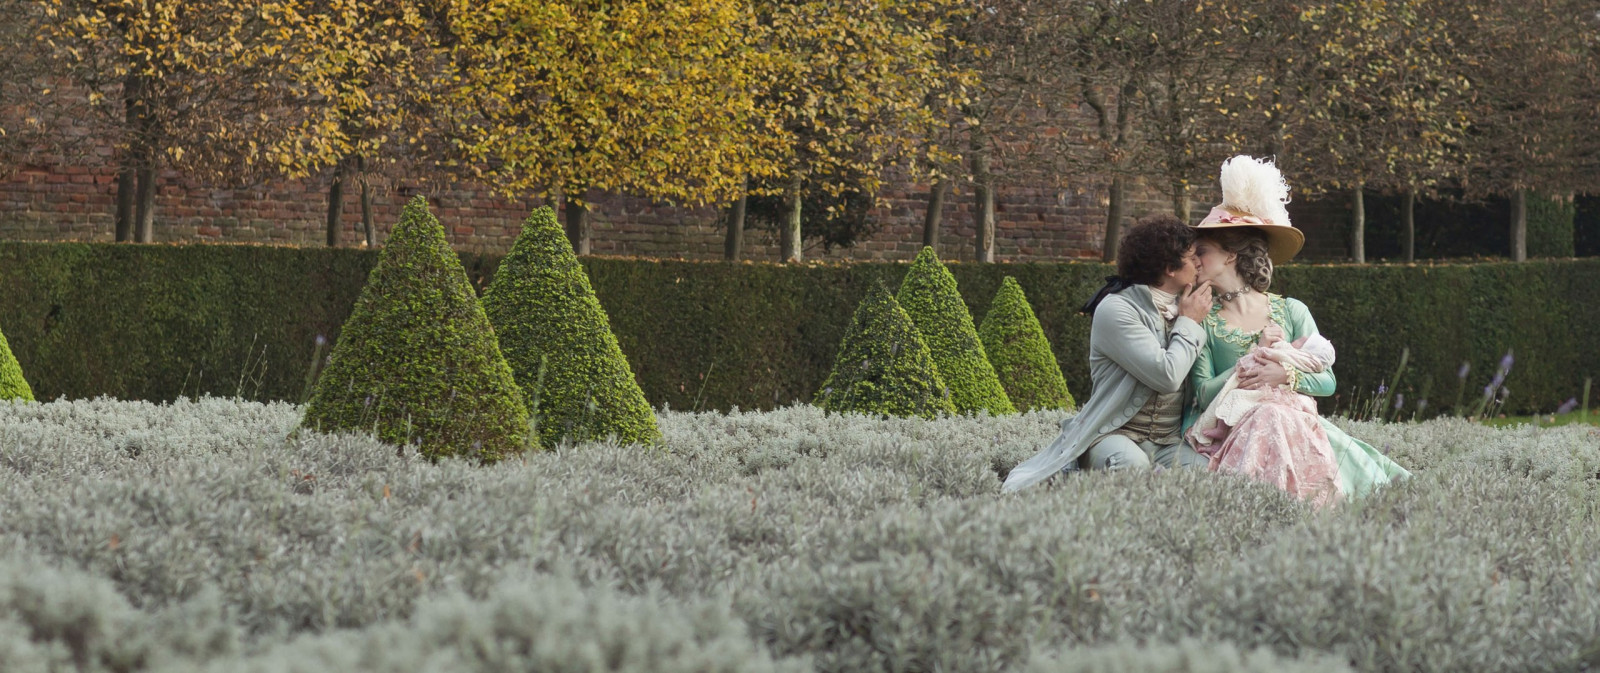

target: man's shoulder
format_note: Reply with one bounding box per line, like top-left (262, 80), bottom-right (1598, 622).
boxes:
top-left (1092, 291), bottom-right (1142, 321)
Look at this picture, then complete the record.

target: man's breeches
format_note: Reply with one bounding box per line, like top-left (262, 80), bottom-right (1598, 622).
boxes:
top-left (1084, 434), bottom-right (1207, 471)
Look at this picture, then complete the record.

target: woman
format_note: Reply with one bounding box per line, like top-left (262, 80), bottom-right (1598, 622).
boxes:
top-left (1185, 156), bottom-right (1409, 500)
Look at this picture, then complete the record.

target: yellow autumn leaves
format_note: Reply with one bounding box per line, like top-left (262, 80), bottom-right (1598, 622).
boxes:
top-left (30, 0), bottom-right (972, 214)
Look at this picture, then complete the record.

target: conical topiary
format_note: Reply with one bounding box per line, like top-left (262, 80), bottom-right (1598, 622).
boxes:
top-left (896, 246), bottom-right (1015, 415)
top-left (0, 323), bottom-right (34, 402)
top-left (482, 206), bottom-right (660, 449)
top-left (815, 280), bottom-right (956, 419)
top-left (302, 196), bottom-right (529, 462)
top-left (979, 276), bottom-right (1075, 412)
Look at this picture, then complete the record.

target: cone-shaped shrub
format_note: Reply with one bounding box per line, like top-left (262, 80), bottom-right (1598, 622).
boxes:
top-left (482, 206), bottom-right (660, 449)
top-left (896, 247), bottom-right (1015, 415)
top-left (815, 280), bottom-right (955, 419)
top-left (979, 276), bottom-right (1075, 411)
top-left (0, 323), bottom-right (34, 402)
top-left (302, 196), bottom-right (528, 461)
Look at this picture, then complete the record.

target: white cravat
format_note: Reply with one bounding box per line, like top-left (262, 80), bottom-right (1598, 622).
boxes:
top-left (1149, 286), bottom-right (1180, 323)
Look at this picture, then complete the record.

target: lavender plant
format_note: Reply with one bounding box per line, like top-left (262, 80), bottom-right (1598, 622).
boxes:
top-left (2, 397), bottom-right (1599, 672)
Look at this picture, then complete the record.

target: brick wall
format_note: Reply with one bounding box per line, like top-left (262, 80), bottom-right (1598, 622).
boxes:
top-left (0, 159), bottom-right (1352, 262)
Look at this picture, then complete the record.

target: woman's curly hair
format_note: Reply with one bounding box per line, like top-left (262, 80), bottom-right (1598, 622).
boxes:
top-left (1117, 214), bottom-right (1196, 286)
top-left (1199, 229), bottom-right (1273, 292)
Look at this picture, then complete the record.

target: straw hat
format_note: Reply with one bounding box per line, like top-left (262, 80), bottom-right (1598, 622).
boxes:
top-left (1192, 155), bottom-right (1304, 264)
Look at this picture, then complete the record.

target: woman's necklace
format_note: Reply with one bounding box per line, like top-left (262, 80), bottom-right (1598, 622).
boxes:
top-left (1216, 284), bottom-right (1252, 304)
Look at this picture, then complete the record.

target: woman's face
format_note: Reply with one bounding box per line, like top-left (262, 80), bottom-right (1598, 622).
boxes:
top-left (1193, 237), bottom-right (1236, 284)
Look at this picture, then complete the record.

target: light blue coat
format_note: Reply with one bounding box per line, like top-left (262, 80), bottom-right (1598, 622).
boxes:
top-left (1002, 284), bottom-right (1205, 492)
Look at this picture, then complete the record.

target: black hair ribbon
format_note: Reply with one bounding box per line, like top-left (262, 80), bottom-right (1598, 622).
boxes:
top-left (1077, 276), bottom-right (1132, 316)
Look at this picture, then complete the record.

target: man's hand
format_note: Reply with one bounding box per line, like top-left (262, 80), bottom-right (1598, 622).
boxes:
top-left (1178, 280), bottom-right (1214, 323)
top-left (1239, 360), bottom-right (1291, 390)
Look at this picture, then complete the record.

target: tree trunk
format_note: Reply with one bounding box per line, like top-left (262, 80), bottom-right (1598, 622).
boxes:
top-left (114, 167), bottom-right (135, 242)
top-left (119, 71), bottom-right (148, 243)
top-left (564, 190), bottom-right (591, 255)
top-left (922, 179), bottom-right (946, 251)
top-left (971, 150), bottom-right (996, 263)
top-left (1349, 184), bottom-right (1365, 264)
top-left (724, 177), bottom-right (747, 261)
top-left (358, 155), bottom-right (376, 248)
top-left (1172, 179), bottom-right (1191, 223)
top-left (1511, 190), bottom-right (1527, 262)
top-left (781, 173), bottom-right (803, 263)
top-left (133, 166), bottom-right (156, 243)
top-left (1401, 188), bottom-right (1415, 263)
top-left (326, 160), bottom-right (347, 248)
top-left (1101, 175), bottom-right (1126, 262)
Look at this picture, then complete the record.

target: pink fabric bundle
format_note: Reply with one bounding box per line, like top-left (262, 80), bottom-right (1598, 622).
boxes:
top-left (1190, 334), bottom-right (1342, 506)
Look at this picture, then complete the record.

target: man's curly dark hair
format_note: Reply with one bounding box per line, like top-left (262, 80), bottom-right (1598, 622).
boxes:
top-left (1116, 213), bottom-right (1195, 286)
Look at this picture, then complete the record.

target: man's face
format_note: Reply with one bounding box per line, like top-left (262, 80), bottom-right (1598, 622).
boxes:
top-left (1168, 244), bottom-right (1200, 287)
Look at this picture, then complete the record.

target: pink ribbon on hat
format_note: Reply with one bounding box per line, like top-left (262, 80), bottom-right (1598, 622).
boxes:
top-left (1197, 205), bottom-right (1273, 226)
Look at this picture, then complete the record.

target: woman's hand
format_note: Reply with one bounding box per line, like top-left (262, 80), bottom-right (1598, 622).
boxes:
top-left (1238, 360), bottom-right (1291, 390)
top-left (1258, 324), bottom-right (1285, 348)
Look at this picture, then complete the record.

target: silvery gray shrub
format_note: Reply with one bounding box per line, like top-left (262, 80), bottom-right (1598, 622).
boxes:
top-left (2, 397), bottom-right (1599, 671)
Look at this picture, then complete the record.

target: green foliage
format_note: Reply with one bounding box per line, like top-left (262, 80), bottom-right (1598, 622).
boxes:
top-left (482, 207), bottom-right (659, 449)
top-left (301, 196), bottom-right (528, 461)
top-left (0, 322), bottom-right (33, 402)
top-left (1527, 194), bottom-right (1577, 258)
top-left (896, 247), bottom-right (1015, 415)
top-left (815, 280), bottom-right (954, 418)
top-left (1, 241), bottom-right (1596, 416)
top-left (978, 277), bottom-right (1073, 412)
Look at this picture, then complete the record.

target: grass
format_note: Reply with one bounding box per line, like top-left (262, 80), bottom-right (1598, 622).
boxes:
top-left (1483, 410), bottom-right (1599, 428)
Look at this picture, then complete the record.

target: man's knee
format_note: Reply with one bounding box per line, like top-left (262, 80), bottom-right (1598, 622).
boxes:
top-left (1087, 436), bottom-right (1152, 471)
top-left (1155, 441), bottom-right (1208, 469)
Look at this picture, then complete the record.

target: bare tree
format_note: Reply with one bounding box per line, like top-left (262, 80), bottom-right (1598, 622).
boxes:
top-left (1451, 0), bottom-right (1598, 260)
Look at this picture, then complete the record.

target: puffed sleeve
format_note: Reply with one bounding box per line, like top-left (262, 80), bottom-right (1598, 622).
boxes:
top-left (1190, 324), bottom-right (1233, 413)
top-left (1284, 298), bottom-right (1337, 397)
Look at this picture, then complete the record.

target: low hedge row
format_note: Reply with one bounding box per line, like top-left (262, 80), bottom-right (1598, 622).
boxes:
top-left (0, 241), bottom-right (1594, 415)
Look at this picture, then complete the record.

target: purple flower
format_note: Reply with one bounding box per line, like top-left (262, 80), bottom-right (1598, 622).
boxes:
top-left (1377, 384), bottom-right (1388, 395)
top-left (1418, 399), bottom-right (1429, 411)
top-left (315, 334), bottom-right (328, 347)
top-left (1394, 394), bottom-right (1405, 410)
top-left (1458, 362), bottom-right (1471, 380)
top-left (1484, 385), bottom-right (1495, 397)
top-left (1490, 373), bottom-right (1505, 390)
top-left (1499, 352), bottom-right (1515, 372)
top-left (1557, 398), bottom-right (1580, 415)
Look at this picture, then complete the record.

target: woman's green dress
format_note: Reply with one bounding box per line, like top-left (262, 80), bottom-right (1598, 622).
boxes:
top-left (1186, 294), bottom-right (1411, 497)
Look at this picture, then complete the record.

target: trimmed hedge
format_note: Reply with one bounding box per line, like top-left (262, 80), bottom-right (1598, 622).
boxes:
top-left (482, 207), bottom-right (659, 449)
top-left (302, 197), bottom-right (528, 461)
top-left (0, 241), bottom-right (1595, 416)
top-left (0, 321), bottom-right (31, 402)
top-left (1527, 194), bottom-right (1577, 259)
top-left (897, 247), bottom-right (1015, 416)
top-left (815, 280), bottom-right (955, 419)
top-left (978, 277), bottom-right (1074, 412)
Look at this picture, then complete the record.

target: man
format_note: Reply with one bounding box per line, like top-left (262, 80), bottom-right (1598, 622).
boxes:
top-left (1003, 214), bottom-right (1213, 492)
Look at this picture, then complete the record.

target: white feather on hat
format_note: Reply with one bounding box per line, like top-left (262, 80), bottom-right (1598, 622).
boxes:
top-left (1218, 155), bottom-right (1292, 226)
top-left (1194, 155), bottom-right (1305, 263)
